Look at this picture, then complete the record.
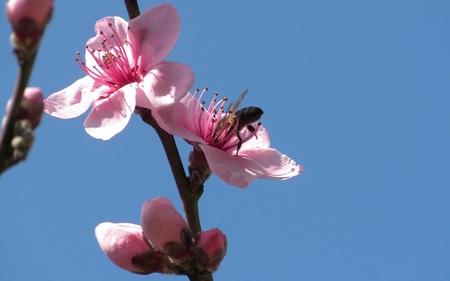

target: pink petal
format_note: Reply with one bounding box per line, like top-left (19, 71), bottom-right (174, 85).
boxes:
top-left (95, 222), bottom-right (150, 273)
top-left (83, 84), bottom-right (136, 140)
top-left (44, 76), bottom-right (105, 119)
top-left (199, 144), bottom-right (265, 188)
top-left (141, 197), bottom-right (193, 259)
top-left (130, 4), bottom-right (180, 70)
top-left (136, 61), bottom-right (194, 110)
top-left (240, 147), bottom-right (304, 180)
top-left (90, 16), bottom-right (129, 47)
top-left (151, 95), bottom-right (206, 144)
top-left (85, 16), bottom-right (138, 69)
top-left (239, 125), bottom-right (271, 150)
top-left (199, 142), bottom-right (303, 187)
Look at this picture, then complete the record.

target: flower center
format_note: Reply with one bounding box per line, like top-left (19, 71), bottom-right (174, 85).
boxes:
top-left (75, 23), bottom-right (141, 93)
top-left (191, 88), bottom-right (262, 154)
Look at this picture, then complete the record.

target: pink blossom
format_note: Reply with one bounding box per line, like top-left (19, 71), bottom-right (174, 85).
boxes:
top-left (44, 4), bottom-right (194, 140)
top-left (153, 89), bottom-right (304, 188)
top-left (141, 197), bottom-right (193, 261)
top-left (6, 0), bottom-right (53, 40)
top-left (194, 228), bottom-right (227, 272)
top-left (95, 222), bottom-right (165, 274)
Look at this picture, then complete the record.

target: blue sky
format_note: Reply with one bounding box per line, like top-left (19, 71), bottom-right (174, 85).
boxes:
top-left (1, 0), bottom-right (449, 280)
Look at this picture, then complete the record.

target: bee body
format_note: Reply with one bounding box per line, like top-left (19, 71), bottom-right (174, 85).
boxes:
top-left (235, 106), bottom-right (264, 131)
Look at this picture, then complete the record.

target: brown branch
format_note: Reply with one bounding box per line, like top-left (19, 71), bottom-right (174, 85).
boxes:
top-left (0, 41), bottom-right (38, 174)
top-left (124, 0), bottom-right (140, 19)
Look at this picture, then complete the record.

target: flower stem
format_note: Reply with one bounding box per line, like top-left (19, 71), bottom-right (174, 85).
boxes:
top-left (124, 0), bottom-right (141, 19)
top-left (153, 124), bottom-right (203, 235)
top-left (125, 0), bottom-right (207, 239)
top-left (136, 108), bottom-right (204, 235)
top-left (0, 40), bottom-right (38, 174)
top-left (143, 114), bottom-right (213, 281)
top-left (125, 0), bottom-right (206, 235)
top-left (126, 3), bottom-right (212, 279)
top-left (124, 0), bottom-right (204, 232)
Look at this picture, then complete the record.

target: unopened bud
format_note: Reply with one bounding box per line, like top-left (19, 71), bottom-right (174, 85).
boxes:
top-left (4, 87), bottom-right (44, 129)
top-left (188, 148), bottom-right (212, 190)
top-left (20, 87), bottom-right (44, 128)
top-left (141, 197), bottom-right (193, 262)
top-left (194, 228), bottom-right (227, 272)
top-left (95, 223), bottom-right (164, 274)
top-left (11, 119), bottom-right (34, 161)
top-left (6, 0), bottom-right (53, 41)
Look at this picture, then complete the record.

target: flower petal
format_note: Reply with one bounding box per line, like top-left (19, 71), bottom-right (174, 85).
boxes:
top-left (89, 16), bottom-right (129, 48)
top-left (199, 144), bottom-right (265, 188)
top-left (141, 197), bottom-right (193, 260)
top-left (151, 94), bottom-right (206, 145)
top-left (239, 125), bottom-right (271, 150)
top-left (44, 76), bottom-right (105, 119)
top-left (85, 15), bottom-right (138, 69)
top-left (83, 84), bottom-right (136, 140)
top-left (136, 61), bottom-right (194, 109)
top-left (130, 4), bottom-right (180, 70)
top-left (199, 142), bottom-right (303, 187)
top-left (95, 222), bottom-right (150, 273)
top-left (241, 147), bottom-right (304, 180)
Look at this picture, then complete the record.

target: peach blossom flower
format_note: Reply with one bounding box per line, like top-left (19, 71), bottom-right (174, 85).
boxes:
top-left (44, 4), bottom-right (194, 140)
top-left (153, 89), bottom-right (304, 188)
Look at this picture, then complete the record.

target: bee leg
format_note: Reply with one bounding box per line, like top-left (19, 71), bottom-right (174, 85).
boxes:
top-left (235, 130), bottom-right (243, 156)
top-left (246, 125), bottom-right (258, 139)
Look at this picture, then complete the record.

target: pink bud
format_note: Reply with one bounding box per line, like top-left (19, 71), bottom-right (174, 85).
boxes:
top-left (141, 197), bottom-right (193, 261)
top-left (95, 223), bottom-right (164, 274)
top-left (194, 228), bottom-right (227, 272)
top-left (21, 87), bottom-right (44, 128)
top-left (6, 0), bottom-right (53, 40)
top-left (3, 87), bottom-right (44, 130)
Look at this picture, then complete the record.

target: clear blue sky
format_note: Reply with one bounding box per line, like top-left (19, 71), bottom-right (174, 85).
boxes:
top-left (1, 1), bottom-right (449, 280)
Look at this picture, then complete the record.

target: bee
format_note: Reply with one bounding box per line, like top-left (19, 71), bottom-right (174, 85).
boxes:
top-left (235, 106), bottom-right (264, 132)
top-left (214, 88), bottom-right (264, 155)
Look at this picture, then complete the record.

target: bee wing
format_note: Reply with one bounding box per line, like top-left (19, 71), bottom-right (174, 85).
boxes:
top-left (233, 88), bottom-right (249, 111)
top-left (215, 88), bottom-right (250, 135)
top-left (225, 88), bottom-right (249, 114)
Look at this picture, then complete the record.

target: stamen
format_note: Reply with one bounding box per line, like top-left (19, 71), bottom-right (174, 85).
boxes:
top-left (189, 88), bottom-right (262, 154)
top-left (75, 22), bottom-right (140, 91)
top-left (191, 88), bottom-right (202, 136)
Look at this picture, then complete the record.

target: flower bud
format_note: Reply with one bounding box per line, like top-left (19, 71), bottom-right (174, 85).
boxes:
top-left (11, 119), bottom-right (34, 161)
top-left (194, 228), bottom-right (227, 272)
top-left (4, 87), bottom-right (44, 129)
top-left (95, 223), bottom-right (164, 274)
top-left (6, 0), bottom-right (53, 40)
top-left (20, 87), bottom-right (44, 128)
top-left (141, 197), bottom-right (193, 261)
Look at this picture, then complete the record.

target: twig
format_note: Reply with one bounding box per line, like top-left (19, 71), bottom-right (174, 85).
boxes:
top-left (0, 41), bottom-right (38, 174)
